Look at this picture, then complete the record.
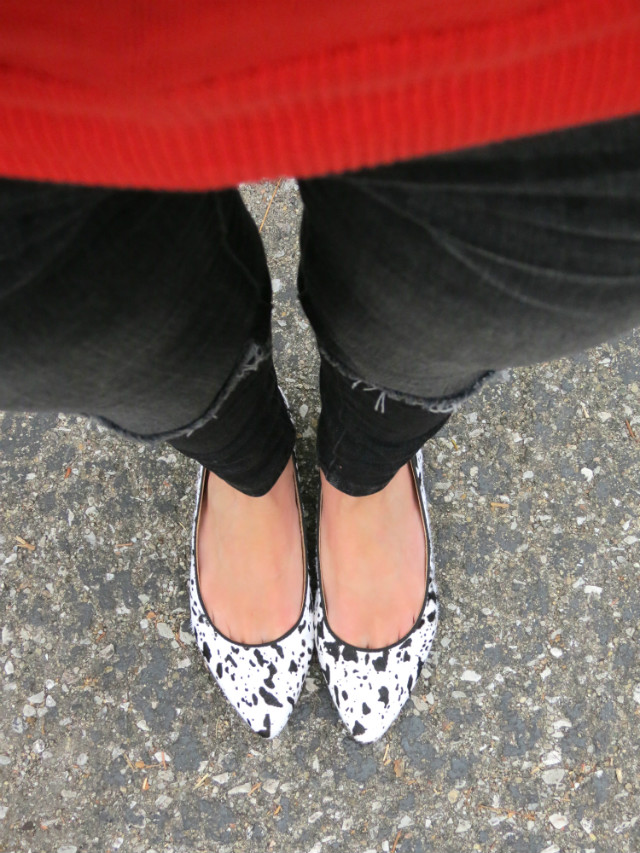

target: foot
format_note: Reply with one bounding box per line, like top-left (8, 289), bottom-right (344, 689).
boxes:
top-left (197, 457), bottom-right (305, 645)
top-left (319, 463), bottom-right (426, 649)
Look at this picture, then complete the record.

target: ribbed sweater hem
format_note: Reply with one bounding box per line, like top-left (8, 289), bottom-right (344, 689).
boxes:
top-left (1, 0), bottom-right (639, 189)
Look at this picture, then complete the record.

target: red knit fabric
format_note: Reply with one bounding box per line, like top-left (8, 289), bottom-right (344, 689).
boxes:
top-left (1, 0), bottom-right (639, 190)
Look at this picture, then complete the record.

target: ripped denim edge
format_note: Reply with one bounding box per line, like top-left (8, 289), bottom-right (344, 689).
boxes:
top-left (319, 345), bottom-right (510, 414)
top-left (86, 339), bottom-right (272, 444)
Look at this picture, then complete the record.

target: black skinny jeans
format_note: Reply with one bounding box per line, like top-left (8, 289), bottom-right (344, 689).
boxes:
top-left (1, 115), bottom-right (640, 496)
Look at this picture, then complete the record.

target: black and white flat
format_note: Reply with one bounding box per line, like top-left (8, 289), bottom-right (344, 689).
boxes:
top-left (189, 453), bottom-right (314, 739)
top-left (313, 449), bottom-right (438, 743)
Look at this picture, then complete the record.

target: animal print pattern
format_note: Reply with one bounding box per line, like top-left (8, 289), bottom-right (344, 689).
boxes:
top-left (314, 450), bottom-right (439, 743)
top-left (189, 460), bottom-right (314, 739)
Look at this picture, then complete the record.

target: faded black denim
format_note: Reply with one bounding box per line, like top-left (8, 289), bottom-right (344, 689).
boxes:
top-left (1, 114), bottom-right (640, 496)
top-left (296, 113), bottom-right (640, 492)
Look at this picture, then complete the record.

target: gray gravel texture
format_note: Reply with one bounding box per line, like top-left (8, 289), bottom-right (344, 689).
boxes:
top-left (1, 179), bottom-right (639, 853)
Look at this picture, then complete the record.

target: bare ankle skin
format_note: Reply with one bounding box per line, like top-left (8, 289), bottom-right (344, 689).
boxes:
top-left (319, 463), bottom-right (426, 649)
top-left (197, 457), bottom-right (304, 645)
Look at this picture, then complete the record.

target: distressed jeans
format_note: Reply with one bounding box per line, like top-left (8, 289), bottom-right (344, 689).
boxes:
top-left (1, 114), bottom-right (640, 496)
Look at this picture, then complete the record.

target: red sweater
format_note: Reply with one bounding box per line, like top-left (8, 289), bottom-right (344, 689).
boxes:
top-left (1, 0), bottom-right (639, 191)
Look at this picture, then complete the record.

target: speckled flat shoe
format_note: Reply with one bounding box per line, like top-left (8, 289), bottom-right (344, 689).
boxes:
top-left (189, 452), bottom-right (314, 739)
top-left (314, 449), bottom-right (438, 743)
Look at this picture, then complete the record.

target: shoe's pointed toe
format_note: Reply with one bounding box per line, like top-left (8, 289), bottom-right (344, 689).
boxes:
top-left (189, 453), bottom-right (313, 739)
top-left (314, 578), bottom-right (438, 743)
top-left (314, 450), bottom-right (439, 742)
top-left (191, 570), bottom-right (314, 738)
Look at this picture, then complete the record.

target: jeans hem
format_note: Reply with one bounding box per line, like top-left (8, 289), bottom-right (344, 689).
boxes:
top-left (319, 464), bottom-right (404, 497)
top-left (220, 435), bottom-right (295, 497)
top-left (318, 345), bottom-right (508, 414)
top-left (87, 339), bottom-right (273, 444)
